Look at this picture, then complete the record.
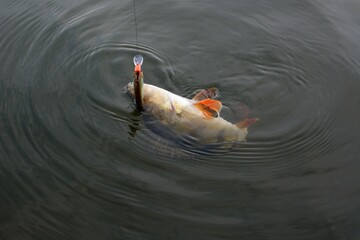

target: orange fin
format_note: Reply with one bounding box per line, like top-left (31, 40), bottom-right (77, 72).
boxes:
top-left (194, 99), bottom-right (222, 118)
top-left (236, 118), bottom-right (259, 129)
top-left (192, 88), bottom-right (219, 101)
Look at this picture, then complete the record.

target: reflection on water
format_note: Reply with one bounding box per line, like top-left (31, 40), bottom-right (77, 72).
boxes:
top-left (1, 0), bottom-right (360, 239)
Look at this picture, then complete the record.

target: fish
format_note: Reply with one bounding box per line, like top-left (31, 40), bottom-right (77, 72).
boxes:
top-left (126, 55), bottom-right (258, 143)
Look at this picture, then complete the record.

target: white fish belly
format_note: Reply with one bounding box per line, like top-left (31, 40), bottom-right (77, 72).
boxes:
top-left (127, 83), bottom-right (248, 142)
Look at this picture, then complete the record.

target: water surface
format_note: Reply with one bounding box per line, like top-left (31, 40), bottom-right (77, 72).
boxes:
top-left (1, 0), bottom-right (360, 239)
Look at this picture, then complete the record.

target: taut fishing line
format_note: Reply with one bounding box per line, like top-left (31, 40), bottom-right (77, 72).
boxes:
top-left (132, 0), bottom-right (144, 111)
top-left (133, 0), bottom-right (139, 54)
top-left (132, 0), bottom-right (143, 67)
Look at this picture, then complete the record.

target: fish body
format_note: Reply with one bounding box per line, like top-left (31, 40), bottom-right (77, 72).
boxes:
top-left (127, 82), bottom-right (254, 142)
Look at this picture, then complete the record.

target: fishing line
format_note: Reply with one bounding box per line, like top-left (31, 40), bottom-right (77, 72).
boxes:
top-left (132, 0), bottom-right (144, 112)
top-left (133, 0), bottom-right (139, 53)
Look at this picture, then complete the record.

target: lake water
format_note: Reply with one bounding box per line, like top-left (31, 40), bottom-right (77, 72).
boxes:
top-left (1, 0), bottom-right (360, 239)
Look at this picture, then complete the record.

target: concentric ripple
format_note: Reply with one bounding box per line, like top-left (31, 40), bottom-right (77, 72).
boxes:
top-left (1, 0), bottom-right (360, 239)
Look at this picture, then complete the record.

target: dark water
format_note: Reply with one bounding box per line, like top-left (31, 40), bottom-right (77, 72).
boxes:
top-left (1, 0), bottom-right (360, 239)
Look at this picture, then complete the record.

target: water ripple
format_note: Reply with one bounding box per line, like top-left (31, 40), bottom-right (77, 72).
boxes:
top-left (1, 0), bottom-right (359, 239)
top-left (0, 0), bottom-right (345, 181)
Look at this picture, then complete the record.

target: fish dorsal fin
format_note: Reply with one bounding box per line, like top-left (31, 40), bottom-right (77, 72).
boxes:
top-left (192, 87), bottom-right (219, 101)
top-left (194, 99), bottom-right (222, 118)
